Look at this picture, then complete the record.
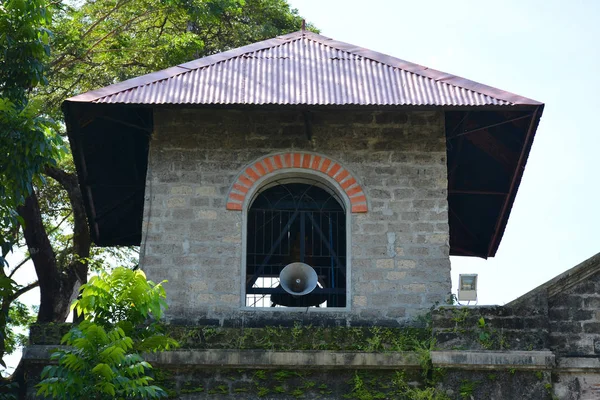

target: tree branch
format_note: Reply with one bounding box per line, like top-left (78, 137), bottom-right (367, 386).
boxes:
top-left (52, 10), bottom-right (156, 72)
top-left (8, 281), bottom-right (39, 303)
top-left (43, 166), bottom-right (90, 273)
top-left (8, 256), bottom-right (31, 279)
top-left (50, 0), bottom-right (133, 68)
top-left (17, 192), bottom-right (59, 322)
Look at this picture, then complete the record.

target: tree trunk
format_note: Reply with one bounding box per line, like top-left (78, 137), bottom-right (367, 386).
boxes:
top-left (17, 193), bottom-right (80, 322)
top-left (18, 167), bottom-right (90, 321)
top-left (8, 168), bottom-right (90, 399)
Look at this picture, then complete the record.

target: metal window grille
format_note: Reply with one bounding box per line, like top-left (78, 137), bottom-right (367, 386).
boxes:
top-left (245, 183), bottom-right (346, 308)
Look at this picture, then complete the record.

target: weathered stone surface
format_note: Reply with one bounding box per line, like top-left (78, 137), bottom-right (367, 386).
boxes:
top-left (145, 349), bottom-right (421, 369)
top-left (431, 350), bottom-right (555, 369)
top-left (141, 109), bottom-right (451, 326)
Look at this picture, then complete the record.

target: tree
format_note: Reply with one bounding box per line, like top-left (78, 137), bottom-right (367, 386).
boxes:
top-left (36, 267), bottom-right (177, 399)
top-left (0, 0), bottom-right (313, 389)
top-left (0, 0), bottom-right (63, 372)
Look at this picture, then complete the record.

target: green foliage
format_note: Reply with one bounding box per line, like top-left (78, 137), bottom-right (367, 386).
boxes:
top-left (346, 371), bottom-right (451, 400)
top-left (0, 0), bottom-right (52, 95)
top-left (0, 0), bottom-right (64, 253)
top-left (3, 300), bottom-right (36, 356)
top-left (188, 323), bottom-right (432, 352)
top-left (448, 309), bottom-right (511, 350)
top-left (36, 321), bottom-right (166, 399)
top-left (256, 386), bottom-right (270, 397)
top-left (0, 381), bottom-right (18, 399)
top-left (37, 267), bottom-right (177, 399)
top-left (458, 380), bottom-right (478, 399)
top-left (73, 268), bottom-right (167, 328)
top-left (208, 384), bottom-right (228, 394)
top-left (535, 370), bottom-right (544, 380)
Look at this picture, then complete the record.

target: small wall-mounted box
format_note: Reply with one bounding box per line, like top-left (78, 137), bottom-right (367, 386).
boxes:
top-left (458, 274), bottom-right (478, 302)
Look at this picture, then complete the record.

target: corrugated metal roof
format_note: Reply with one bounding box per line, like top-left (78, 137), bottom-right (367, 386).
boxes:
top-left (67, 31), bottom-right (541, 107)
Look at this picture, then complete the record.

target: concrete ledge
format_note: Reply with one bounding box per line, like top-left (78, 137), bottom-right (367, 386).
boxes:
top-left (144, 349), bottom-right (421, 369)
top-left (431, 350), bottom-right (555, 370)
top-left (22, 345), bottom-right (65, 362)
top-left (24, 346), bottom-right (562, 372)
top-left (556, 357), bottom-right (600, 372)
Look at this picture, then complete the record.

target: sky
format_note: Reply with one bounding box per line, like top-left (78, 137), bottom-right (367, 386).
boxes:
top-left (286, 0), bottom-right (600, 305)
top-left (4, 0), bottom-right (600, 373)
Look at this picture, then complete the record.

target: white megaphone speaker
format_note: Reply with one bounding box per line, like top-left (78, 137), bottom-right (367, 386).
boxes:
top-left (279, 262), bottom-right (318, 296)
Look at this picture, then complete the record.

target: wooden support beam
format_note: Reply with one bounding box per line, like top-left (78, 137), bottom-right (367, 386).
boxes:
top-left (466, 130), bottom-right (516, 173)
top-left (449, 190), bottom-right (507, 196)
top-left (447, 113), bottom-right (533, 140)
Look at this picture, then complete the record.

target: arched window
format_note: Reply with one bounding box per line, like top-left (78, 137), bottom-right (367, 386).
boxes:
top-left (245, 181), bottom-right (347, 308)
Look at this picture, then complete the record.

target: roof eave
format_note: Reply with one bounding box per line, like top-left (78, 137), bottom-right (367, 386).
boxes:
top-left (486, 104), bottom-right (545, 258)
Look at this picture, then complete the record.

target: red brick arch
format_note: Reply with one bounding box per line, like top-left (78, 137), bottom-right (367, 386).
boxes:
top-left (226, 152), bottom-right (368, 213)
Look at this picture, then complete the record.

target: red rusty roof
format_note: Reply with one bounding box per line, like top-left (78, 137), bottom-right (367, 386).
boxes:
top-left (67, 30), bottom-right (541, 107)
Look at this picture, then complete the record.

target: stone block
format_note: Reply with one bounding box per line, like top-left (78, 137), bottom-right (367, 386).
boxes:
top-left (397, 260), bottom-right (417, 269)
top-left (376, 259), bottom-right (394, 269)
top-left (353, 295), bottom-right (367, 307)
top-left (386, 271), bottom-right (407, 280)
top-left (167, 197), bottom-right (187, 207)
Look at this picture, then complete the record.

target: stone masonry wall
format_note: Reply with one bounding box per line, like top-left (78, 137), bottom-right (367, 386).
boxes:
top-left (140, 108), bottom-right (450, 326)
top-left (548, 269), bottom-right (600, 356)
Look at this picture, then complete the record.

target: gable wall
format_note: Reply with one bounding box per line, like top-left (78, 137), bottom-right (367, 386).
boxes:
top-left (140, 108), bottom-right (450, 326)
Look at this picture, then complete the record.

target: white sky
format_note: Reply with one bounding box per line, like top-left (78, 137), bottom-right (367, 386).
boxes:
top-left (288, 0), bottom-right (600, 305)
top-left (4, 0), bottom-right (600, 373)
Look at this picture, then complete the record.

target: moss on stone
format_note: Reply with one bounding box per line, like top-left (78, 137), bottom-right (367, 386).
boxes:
top-left (165, 323), bottom-right (431, 352)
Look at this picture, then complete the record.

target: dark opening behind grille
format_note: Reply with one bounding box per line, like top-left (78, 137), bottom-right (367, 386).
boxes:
top-left (246, 183), bottom-right (346, 307)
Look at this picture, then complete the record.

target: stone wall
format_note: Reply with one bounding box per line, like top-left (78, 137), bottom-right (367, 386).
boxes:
top-left (433, 252), bottom-right (600, 399)
top-left (432, 303), bottom-right (549, 352)
top-left (20, 253), bottom-right (600, 400)
top-left (140, 108), bottom-right (451, 326)
top-left (548, 268), bottom-right (600, 357)
top-left (23, 324), bottom-right (556, 400)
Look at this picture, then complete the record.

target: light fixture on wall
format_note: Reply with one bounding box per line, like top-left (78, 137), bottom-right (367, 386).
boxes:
top-left (458, 274), bottom-right (478, 302)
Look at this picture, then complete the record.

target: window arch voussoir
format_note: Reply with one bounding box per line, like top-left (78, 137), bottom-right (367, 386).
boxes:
top-left (225, 152), bottom-right (368, 213)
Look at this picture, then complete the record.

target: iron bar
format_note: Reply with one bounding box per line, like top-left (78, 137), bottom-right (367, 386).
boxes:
top-left (247, 287), bottom-right (344, 295)
top-left (305, 212), bottom-right (346, 278)
top-left (247, 209), bottom-right (299, 287)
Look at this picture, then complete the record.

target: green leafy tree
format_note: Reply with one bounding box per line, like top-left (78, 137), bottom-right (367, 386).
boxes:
top-left (0, 0), bottom-right (63, 250)
top-left (36, 267), bottom-right (176, 399)
top-left (0, 0), bottom-right (64, 375)
top-left (1, 0), bottom-right (313, 389)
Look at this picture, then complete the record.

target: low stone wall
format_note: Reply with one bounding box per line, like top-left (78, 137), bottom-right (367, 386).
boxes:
top-left (19, 252), bottom-right (600, 399)
top-left (23, 323), bottom-right (557, 400)
top-left (23, 343), bottom-right (555, 400)
top-left (432, 303), bottom-right (549, 351)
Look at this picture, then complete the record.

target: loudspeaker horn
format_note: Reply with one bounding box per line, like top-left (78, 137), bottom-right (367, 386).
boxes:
top-left (279, 262), bottom-right (318, 296)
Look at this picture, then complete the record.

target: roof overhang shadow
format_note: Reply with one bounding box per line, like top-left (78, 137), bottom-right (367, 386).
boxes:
top-left (64, 102), bottom-right (152, 246)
